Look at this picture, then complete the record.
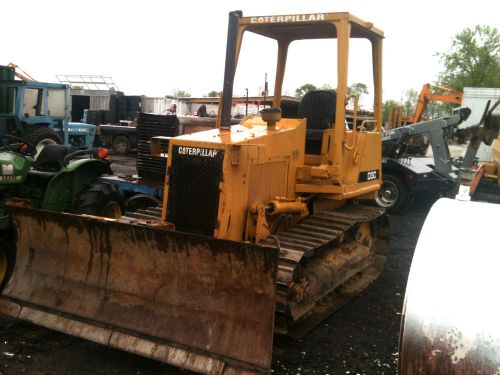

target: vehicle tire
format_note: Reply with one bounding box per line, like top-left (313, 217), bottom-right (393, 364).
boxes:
top-left (374, 174), bottom-right (409, 214)
top-left (125, 194), bottom-right (161, 212)
top-left (71, 182), bottom-right (125, 219)
top-left (112, 135), bottom-right (130, 154)
top-left (24, 127), bottom-right (63, 160)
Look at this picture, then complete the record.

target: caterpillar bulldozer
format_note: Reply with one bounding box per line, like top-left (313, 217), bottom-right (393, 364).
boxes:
top-left (0, 11), bottom-right (388, 375)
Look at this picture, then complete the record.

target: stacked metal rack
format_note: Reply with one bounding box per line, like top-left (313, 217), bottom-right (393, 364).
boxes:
top-left (136, 112), bottom-right (179, 179)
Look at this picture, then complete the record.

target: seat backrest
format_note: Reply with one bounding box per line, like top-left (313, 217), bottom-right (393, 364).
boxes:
top-left (298, 90), bottom-right (337, 154)
top-left (34, 144), bottom-right (72, 172)
top-left (298, 90), bottom-right (337, 130)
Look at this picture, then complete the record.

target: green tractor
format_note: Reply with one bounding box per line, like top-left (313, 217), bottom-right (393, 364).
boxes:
top-left (0, 135), bottom-right (123, 288)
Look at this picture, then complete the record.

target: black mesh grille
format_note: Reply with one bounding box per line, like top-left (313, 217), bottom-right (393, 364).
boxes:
top-left (166, 145), bottom-right (224, 236)
top-left (137, 113), bottom-right (179, 179)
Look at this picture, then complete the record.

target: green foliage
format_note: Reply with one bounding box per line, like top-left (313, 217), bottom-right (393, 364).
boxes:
top-left (319, 83), bottom-right (334, 90)
top-left (437, 25), bottom-right (500, 90)
top-left (173, 89), bottom-right (191, 98)
top-left (425, 101), bottom-right (453, 119)
top-left (295, 82), bottom-right (369, 100)
top-left (206, 90), bottom-right (220, 98)
top-left (295, 83), bottom-right (317, 98)
top-left (347, 83), bottom-right (369, 99)
top-left (403, 88), bottom-right (419, 117)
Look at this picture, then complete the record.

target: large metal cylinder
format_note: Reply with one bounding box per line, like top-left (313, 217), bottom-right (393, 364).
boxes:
top-left (400, 198), bottom-right (500, 374)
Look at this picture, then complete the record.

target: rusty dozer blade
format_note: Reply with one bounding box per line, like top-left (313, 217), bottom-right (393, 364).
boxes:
top-left (0, 204), bottom-right (279, 375)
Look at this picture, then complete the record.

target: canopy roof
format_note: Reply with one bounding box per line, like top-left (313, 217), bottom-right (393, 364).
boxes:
top-left (240, 12), bottom-right (384, 42)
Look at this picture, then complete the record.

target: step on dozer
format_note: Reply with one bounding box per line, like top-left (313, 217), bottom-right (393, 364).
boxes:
top-left (0, 10), bottom-right (387, 374)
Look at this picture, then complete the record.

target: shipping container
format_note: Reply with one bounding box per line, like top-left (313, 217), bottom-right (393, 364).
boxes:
top-left (141, 97), bottom-right (168, 114)
top-left (70, 88), bottom-right (116, 121)
top-left (89, 95), bottom-right (111, 111)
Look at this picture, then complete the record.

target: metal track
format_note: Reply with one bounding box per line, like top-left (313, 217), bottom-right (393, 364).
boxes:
top-left (120, 206), bottom-right (163, 222)
top-left (259, 204), bottom-right (388, 337)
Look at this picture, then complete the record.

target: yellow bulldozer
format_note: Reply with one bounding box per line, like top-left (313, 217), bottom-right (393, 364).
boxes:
top-left (0, 11), bottom-right (388, 375)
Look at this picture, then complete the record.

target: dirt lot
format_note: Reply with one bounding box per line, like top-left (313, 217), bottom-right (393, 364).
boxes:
top-left (0, 153), bottom-right (432, 375)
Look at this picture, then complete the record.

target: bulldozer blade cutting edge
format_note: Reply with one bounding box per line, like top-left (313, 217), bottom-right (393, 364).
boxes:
top-left (0, 204), bottom-right (279, 375)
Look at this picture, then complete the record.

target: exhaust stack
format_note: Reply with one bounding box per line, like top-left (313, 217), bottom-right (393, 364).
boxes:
top-left (219, 10), bottom-right (242, 130)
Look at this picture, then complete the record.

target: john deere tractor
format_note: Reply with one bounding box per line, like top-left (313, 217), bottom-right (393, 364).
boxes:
top-left (0, 135), bottom-right (123, 288)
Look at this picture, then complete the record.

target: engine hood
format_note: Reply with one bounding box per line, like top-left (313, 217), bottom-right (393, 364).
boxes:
top-left (0, 152), bottom-right (32, 184)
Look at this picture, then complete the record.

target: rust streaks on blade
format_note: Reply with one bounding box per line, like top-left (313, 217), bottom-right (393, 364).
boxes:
top-left (1, 205), bottom-right (279, 374)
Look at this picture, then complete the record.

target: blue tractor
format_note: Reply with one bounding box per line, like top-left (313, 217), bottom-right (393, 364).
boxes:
top-left (0, 68), bottom-right (95, 155)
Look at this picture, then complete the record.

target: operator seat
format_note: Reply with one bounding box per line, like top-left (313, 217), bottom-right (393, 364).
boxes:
top-left (30, 144), bottom-right (72, 177)
top-left (298, 90), bottom-right (336, 155)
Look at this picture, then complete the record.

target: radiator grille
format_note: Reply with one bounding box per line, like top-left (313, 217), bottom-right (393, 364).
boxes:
top-left (166, 145), bottom-right (224, 236)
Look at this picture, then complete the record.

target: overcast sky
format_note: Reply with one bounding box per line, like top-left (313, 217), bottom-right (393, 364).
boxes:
top-left (1, 0), bottom-right (497, 107)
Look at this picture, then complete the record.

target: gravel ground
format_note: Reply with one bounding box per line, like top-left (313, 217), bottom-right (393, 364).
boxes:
top-left (0, 153), bottom-right (434, 375)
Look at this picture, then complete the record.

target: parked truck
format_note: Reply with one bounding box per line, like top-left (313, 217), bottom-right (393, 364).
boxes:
top-left (375, 108), bottom-right (471, 212)
top-left (96, 123), bottom-right (138, 154)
